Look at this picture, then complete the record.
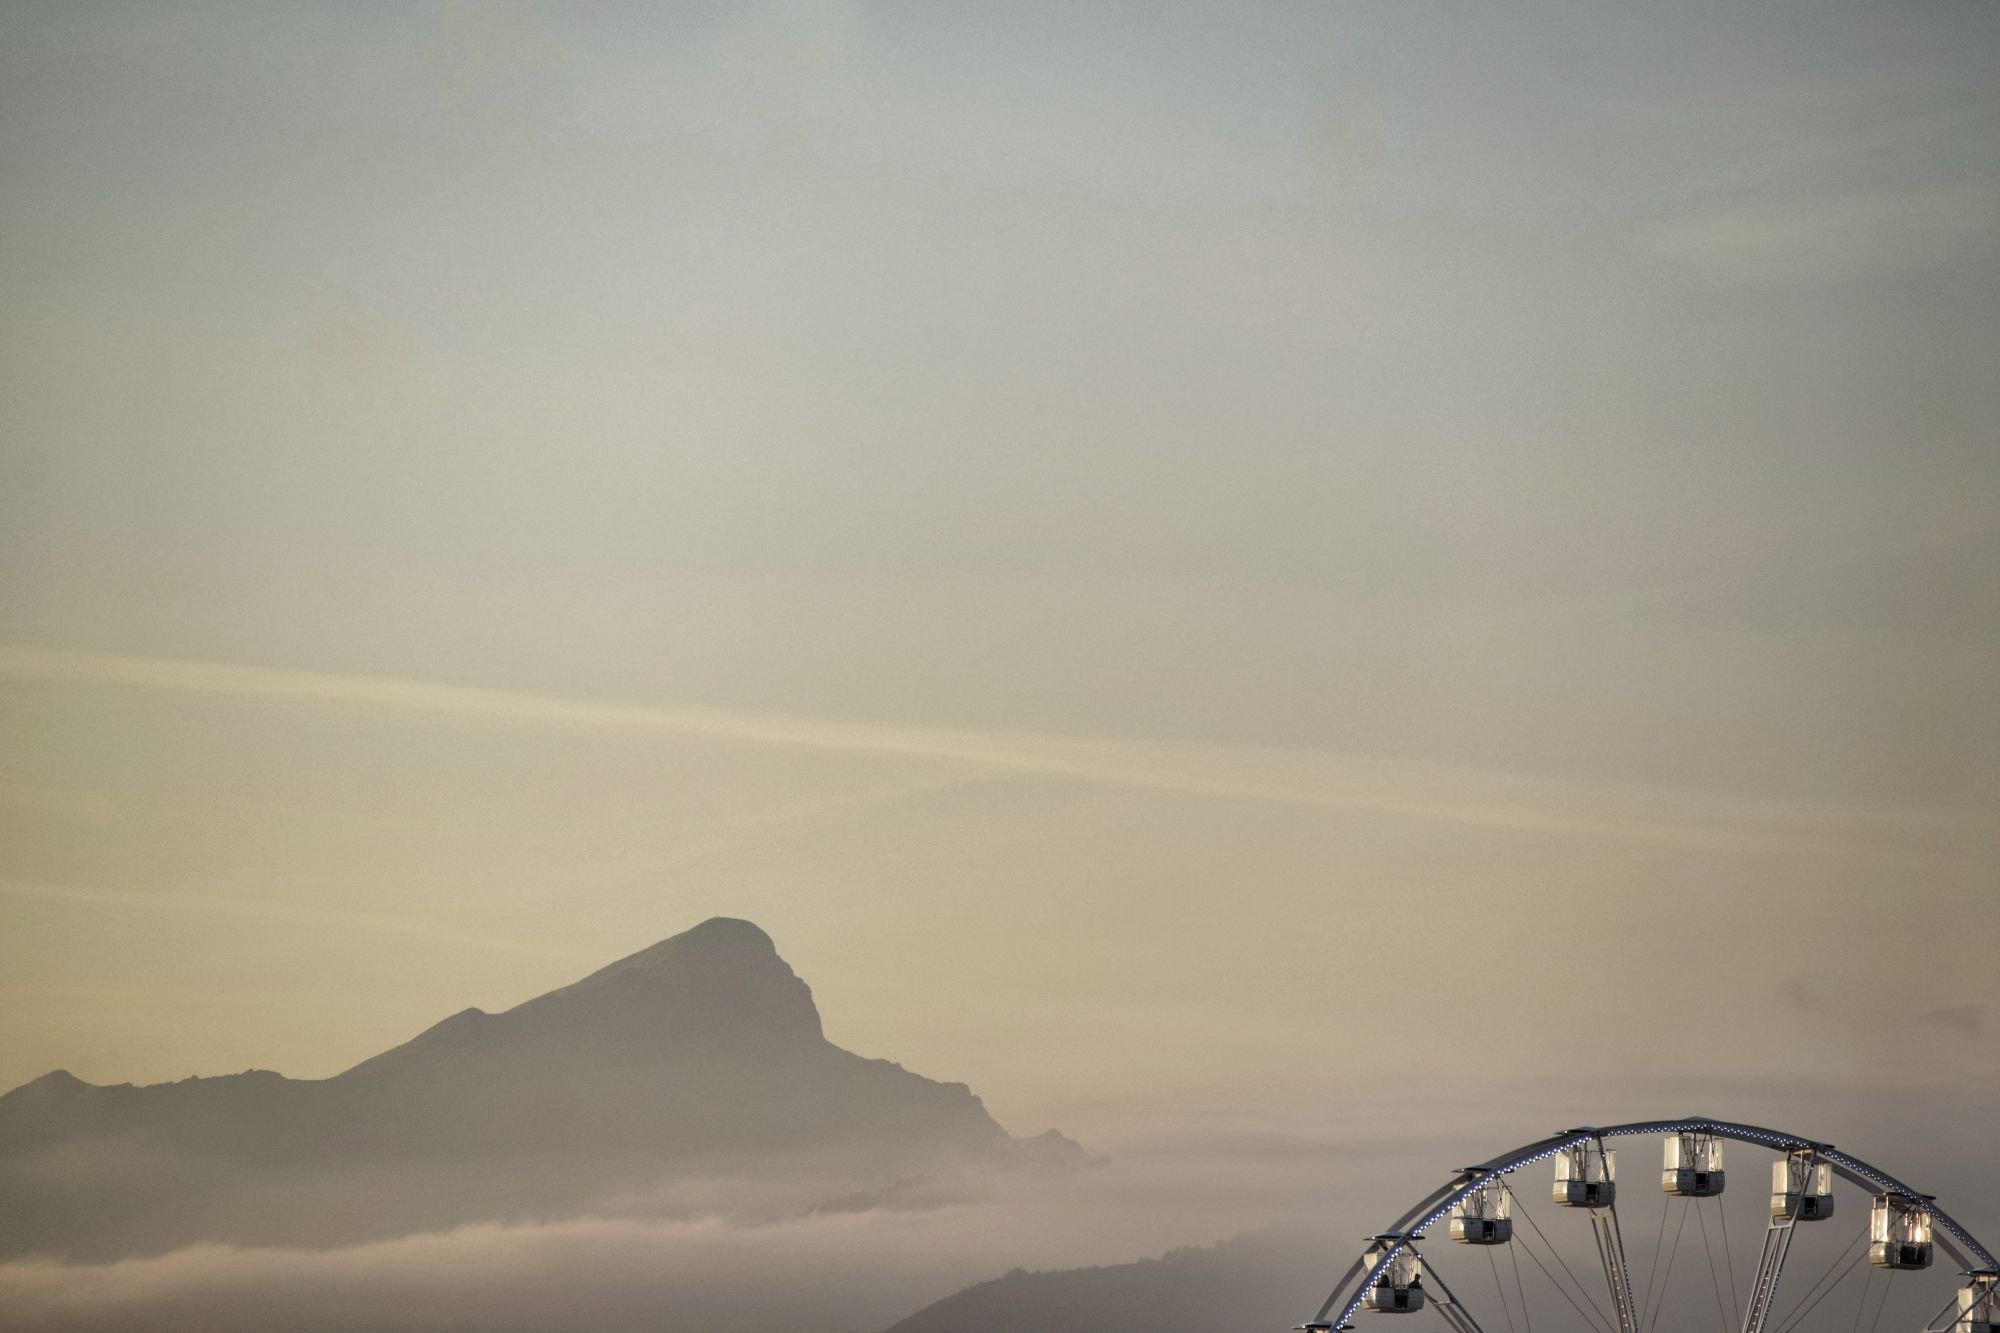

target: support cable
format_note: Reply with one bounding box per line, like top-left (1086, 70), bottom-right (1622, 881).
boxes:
top-left (1506, 1182), bottom-right (1617, 1333)
top-left (1696, 1197), bottom-right (1732, 1333)
top-left (1513, 1228), bottom-right (1618, 1333)
top-left (1434, 1301), bottom-right (1477, 1333)
top-left (1768, 1231), bottom-right (1865, 1333)
top-left (1640, 1195), bottom-right (1672, 1331)
top-left (1419, 1247), bottom-right (1492, 1333)
top-left (1776, 1248), bottom-right (1864, 1333)
top-left (1864, 1270), bottom-right (1895, 1333)
top-left (1773, 1227), bottom-right (1862, 1331)
top-left (1509, 1213), bottom-right (1535, 1333)
top-left (1489, 1242), bottom-right (1520, 1333)
top-left (1719, 1195), bottom-right (1741, 1329)
top-left (1850, 1262), bottom-right (1875, 1333)
top-left (1649, 1198), bottom-right (1692, 1333)
top-left (1920, 1288), bottom-right (1963, 1333)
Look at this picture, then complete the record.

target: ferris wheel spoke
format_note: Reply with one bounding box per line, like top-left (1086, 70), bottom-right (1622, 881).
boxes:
top-left (1718, 1195), bottom-right (1741, 1328)
top-left (1487, 1239), bottom-right (1521, 1333)
top-left (1507, 1212), bottom-right (1618, 1333)
top-left (1638, 1192), bottom-right (1673, 1330)
top-left (1742, 1147), bottom-right (1836, 1333)
top-left (1740, 1211), bottom-right (1798, 1333)
top-left (1585, 1200), bottom-right (1640, 1333)
top-left (1863, 1270), bottom-right (1896, 1333)
top-left (1508, 1213), bottom-right (1535, 1333)
top-left (1412, 1244), bottom-right (1492, 1333)
top-left (1768, 1231), bottom-right (1865, 1333)
top-left (1695, 1195), bottom-right (1732, 1333)
top-left (1853, 1261), bottom-right (1878, 1333)
top-left (1507, 1181), bottom-right (1617, 1333)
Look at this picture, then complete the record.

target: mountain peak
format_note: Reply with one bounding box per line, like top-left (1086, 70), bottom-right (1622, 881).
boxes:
top-left (504, 915), bottom-right (823, 1047)
top-left (556, 916), bottom-right (787, 987)
top-left (651, 916), bottom-right (776, 959)
top-left (686, 915), bottom-right (772, 943)
top-left (0, 1069), bottom-right (89, 1104)
top-left (334, 917), bottom-right (823, 1085)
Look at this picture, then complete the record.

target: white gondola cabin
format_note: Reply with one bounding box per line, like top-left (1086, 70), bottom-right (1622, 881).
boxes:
top-left (1360, 1241), bottom-right (1426, 1313)
top-left (1662, 1131), bottom-right (1725, 1197)
top-left (1450, 1178), bottom-right (1513, 1245)
top-left (1770, 1151), bottom-right (1834, 1220)
top-left (1554, 1141), bottom-right (1616, 1208)
top-left (1869, 1194), bottom-right (1934, 1270)
top-left (1954, 1274), bottom-right (1999, 1333)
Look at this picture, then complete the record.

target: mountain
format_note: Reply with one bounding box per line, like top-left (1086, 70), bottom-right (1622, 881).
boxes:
top-left (882, 1225), bottom-right (1334, 1333)
top-left (0, 918), bottom-right (1080, 1259)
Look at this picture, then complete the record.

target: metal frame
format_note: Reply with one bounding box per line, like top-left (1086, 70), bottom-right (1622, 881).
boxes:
top-left (1583, 1163), bottom-right (1639, 1333)
top-left (1921, 1271), bottom-right (1998, 1333)
top-left (1300, 1115), bottom-right (1996, 1333)
top-left (1739, 1146), bottom-right (1817, 1333)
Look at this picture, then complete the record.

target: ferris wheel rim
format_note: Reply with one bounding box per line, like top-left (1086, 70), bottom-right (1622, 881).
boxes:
top-left (1305, 1113), bottom-right (1996, 1333)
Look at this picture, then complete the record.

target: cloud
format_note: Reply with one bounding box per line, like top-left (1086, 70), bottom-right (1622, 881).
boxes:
top-left (0, 1100), bottom-right (1540, 1333)
top-left (0, 1211), bottom-right (963, 1333)
top-left (0, 1098), bottom-right (1508, 1332)
top-left (4, 1086), bottom-right (1994, 1333)
top-left (0, 1134), bottom-right (1385, 1333)
top-left (1919, 1004), bottom-right (1986, 1038)
top-left (0, 875), bottom-right (598, 965)
top-left (1776, 975), bottom-right (1998, 1081)
top-left (2, 644), bottom-right (1982, 864)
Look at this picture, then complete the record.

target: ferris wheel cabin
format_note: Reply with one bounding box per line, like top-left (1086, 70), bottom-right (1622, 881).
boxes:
top-left (1553, 1140), bottom-right (1616, 1208)
top-left (1662, 1131), bottom-right (1725, 1197)
top-left (1953, 1273), bottom-right (2000, 1333)
top-left (1870, 1193), bottom-right (1935, 1270)
top-left (1771, 1150), bottom-right (1835, 1220)
top-left (1449, 1177), bottom-right (1513, 1244)
top-left (1359, 1239), bottom-right (1425, 1313)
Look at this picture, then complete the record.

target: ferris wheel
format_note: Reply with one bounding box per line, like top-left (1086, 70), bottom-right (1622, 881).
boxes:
top-left (1297, 1117), bottom-right (1996, 1333)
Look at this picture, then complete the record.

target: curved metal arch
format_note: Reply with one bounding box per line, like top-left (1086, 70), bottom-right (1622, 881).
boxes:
top-left (1304, 1114), bottom-right (1996, 1331)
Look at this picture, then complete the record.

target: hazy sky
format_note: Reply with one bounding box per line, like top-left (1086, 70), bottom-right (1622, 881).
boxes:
top-left (2, 0), bottom-right (1996, 1166)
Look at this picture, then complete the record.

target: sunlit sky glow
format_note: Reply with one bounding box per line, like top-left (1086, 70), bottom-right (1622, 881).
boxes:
top-left (1, 1), bottom-right (1996, 1157)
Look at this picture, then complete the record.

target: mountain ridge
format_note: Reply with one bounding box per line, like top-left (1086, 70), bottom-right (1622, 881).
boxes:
top-left (880, 1225), bottom-right (1330, 1333)
top-left (0, 918), bottom-right (1080, 1259)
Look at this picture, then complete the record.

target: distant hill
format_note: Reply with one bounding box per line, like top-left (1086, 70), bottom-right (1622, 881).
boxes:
top-left (882, 1224), bottom-right (1334, 1333)
top-left (0, 918), bottom-right (1079, 1259)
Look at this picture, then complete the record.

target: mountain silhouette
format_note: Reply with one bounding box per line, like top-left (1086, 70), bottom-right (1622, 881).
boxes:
top-left (881, 1225), bottom-right (1330, 1333)
top-left (0, 918), bottom-right (1079, 1259)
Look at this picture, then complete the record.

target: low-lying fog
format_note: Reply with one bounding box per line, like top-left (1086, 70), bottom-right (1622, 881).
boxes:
top-left (5, 1080), bottom-right (1992, 1333)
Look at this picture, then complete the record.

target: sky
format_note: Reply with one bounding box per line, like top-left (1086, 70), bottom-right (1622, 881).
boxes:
top-left (1, 0), bottom-right (1997, 1207)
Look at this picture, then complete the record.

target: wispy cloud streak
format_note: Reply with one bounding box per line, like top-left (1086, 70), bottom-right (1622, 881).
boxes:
top-left (0, 875), bottom-right (598, 965)
top-left (1, 644), bottom-right (1987, 862)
